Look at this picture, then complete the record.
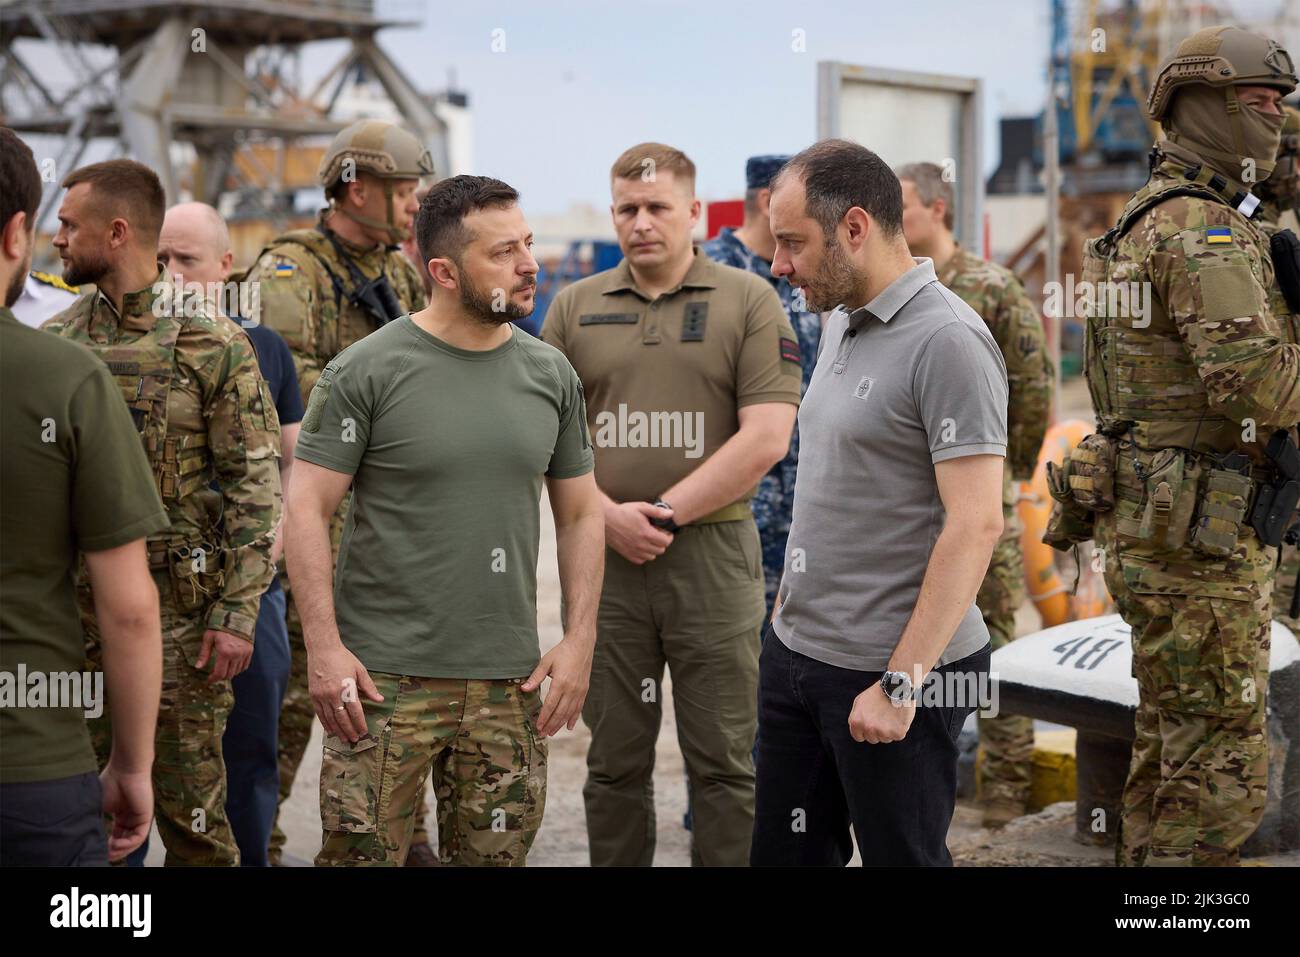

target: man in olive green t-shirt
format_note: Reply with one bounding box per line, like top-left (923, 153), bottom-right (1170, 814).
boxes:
top-left (287, 176), bottom-right (604, 866)
top-left (542, 143), bottom-right (800, 867)
top-left (0, 128), bottom-right (170, 866)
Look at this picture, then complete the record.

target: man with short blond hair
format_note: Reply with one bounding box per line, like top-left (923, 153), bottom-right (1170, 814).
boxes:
top-left (608, 142), bottom-right (697, 185)
top-left (543, 142), bottom-right (800, 866)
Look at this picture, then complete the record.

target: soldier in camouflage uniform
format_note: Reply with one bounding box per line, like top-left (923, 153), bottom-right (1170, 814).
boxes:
top-left (44, 159), bottom-right (281, 866)
top-left (897, 162), bottom-right (1053, 827)
top-left (244, 120), bottom-right (432, 864)
top-left (1259, 108), bottom-right (1300, 630)
top-left (701, 156), bottom-right (823, 621)
top-left (1074, 27), bottom-right (1298, 866)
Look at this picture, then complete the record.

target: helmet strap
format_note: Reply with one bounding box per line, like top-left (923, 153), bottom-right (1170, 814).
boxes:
top-left (1224, 86), bottom-right (1249, 164)
top-left (335, 180), bottom-right (406, 245)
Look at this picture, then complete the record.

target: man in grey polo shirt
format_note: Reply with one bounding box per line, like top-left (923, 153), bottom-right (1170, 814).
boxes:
top-left (751, 139), bottom-right (1007, 867)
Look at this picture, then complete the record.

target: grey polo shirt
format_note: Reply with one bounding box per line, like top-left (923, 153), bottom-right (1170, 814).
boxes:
top-left (771, 257), bottom-right (1008, 672)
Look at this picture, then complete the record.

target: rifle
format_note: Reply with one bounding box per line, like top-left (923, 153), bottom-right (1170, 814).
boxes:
top-left (317, 226), bottom-right (407, 327)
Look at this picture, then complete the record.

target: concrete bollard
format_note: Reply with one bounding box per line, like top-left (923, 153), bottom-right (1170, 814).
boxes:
top-left (992, 614), bottom-right (1300, 854)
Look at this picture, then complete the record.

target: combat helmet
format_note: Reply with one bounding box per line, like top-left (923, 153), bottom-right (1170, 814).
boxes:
top-left (318, 120), bottom-right (435, 243)
top-left (1147, 26), bottom-right (1296, 122)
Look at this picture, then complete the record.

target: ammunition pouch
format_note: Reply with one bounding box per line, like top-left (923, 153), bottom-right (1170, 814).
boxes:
top-left (1043, 459), bottom-right (1095, 551)
top-left (1114, 446), bottom-right (1270, 556)
top-left (1134, 449), bottom-right (1200, 551)
top-left (1066, 433), bottom-right (1117, 512)
top-left (1040, 433), bottom-right (1119, 552)
top-left (1272, 228), bottom-right (1300, 315)
top-left (1189, 462), bottom-right (1255, 557)
top-left (150, 535), bottom-right (226, 614)
top-left (152, 432), bottom-right (211, 501)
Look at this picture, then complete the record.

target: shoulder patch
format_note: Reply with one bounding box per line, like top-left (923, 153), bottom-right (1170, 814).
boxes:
top-left (302, 362), bottom-right (340, 434)
top-left (1206, 227), bottom-right (1233, 245)
top-left (779, 336), bottom-right (801, 366)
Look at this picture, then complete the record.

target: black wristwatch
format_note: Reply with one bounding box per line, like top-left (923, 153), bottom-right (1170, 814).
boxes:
top-left (650, 498), bottom-right (680, 533)
top-left (880, 670), bottom-right (916, 705)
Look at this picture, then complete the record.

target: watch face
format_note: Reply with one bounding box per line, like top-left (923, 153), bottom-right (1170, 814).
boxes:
top-left (883, 673), bottom-right (910, 701)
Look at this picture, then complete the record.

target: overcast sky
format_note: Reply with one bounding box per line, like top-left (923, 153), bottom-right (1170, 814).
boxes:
top-left (11, 0), bottom-right (1296, 217)
top-left (333, 0), bottom-right (1056, 212)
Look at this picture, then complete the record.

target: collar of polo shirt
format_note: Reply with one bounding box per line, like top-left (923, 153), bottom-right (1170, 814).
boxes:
top-left (601, 246), bottom-right (719, 301)
top-left (843, 257), bottom-right (938, 327)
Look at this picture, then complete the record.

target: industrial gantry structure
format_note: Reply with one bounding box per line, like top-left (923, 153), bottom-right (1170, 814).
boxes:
top-left (0, 0), bottom-right (454, 235)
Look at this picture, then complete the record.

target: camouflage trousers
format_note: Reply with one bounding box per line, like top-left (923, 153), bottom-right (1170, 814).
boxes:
top-left (267, 493), bottom-right (440, 862)
top-left (88, 601), bottom-right (239, 866)
top-left (1098, 505), bottom-right (1272, 867)
top-left (977, 527), bottom-right (1034, 809)
top-left (268, 586), bottom-right (434, 863)
top-left (315, 671), bottom-right (547, 867)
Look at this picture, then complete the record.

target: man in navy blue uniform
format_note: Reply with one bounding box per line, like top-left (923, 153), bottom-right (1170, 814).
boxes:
top-left (702, 156), bottom-right (823, 623)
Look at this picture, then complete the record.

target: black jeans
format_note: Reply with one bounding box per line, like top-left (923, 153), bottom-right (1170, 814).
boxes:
top-left (751, 629), bottom-right (990, 866)
top-left (0, 771), bottom-right (108, 866)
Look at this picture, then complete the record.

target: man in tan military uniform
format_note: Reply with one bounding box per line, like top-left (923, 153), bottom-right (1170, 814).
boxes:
top-left (542, 142), bottom-right (799, 866)
top-left (897, 161), bottom-right (1053, 827)
top-left (244, 120), bottom-right (433, 865)
top-left (44, 159), bottom-right (282, 866)
top-left (1062, 27), bottom-right (1298, 866)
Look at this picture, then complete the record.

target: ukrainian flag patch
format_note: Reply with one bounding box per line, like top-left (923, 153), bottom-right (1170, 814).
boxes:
top-left (1206, 227), bottom-right (1233, 244)
top-left (274, 262), bottom-right (296, 277)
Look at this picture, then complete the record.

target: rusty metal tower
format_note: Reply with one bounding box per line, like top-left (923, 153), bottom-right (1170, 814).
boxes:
top-left (0, 0), bottom-right (452, 232)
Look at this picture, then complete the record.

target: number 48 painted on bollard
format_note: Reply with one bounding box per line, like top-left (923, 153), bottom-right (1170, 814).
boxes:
top-left (1052, 635), bottom-right (1124, 670)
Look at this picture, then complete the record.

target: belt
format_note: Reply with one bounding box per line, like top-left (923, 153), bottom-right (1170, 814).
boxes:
top-left (689, 502), bottom-right (752, 525)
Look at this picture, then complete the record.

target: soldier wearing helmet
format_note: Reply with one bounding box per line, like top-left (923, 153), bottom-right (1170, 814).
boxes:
top-left (1047, 26), bottom-right (1298, 866)
top-left (1260, 108), bottom-right (1300, 631)
top-left (242, 119), bottom-right (434, 865)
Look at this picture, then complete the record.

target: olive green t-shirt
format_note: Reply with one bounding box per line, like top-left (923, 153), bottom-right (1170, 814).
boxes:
top-left (1, 308), bottom-right (170, 784)
top-left (293, 316), bottom-right (593, 678)
top-left (542, 248), bottom-right (801, 505)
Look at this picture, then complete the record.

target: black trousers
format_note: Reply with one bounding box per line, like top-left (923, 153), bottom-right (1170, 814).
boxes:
top-left (751, 629), bottom-right (990, 866)
top-left (0, 771), bottom-right (108, 867)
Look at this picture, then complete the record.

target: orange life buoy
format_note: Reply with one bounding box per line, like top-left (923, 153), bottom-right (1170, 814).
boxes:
top-left (1017, 419), bottom-right (1111, 625)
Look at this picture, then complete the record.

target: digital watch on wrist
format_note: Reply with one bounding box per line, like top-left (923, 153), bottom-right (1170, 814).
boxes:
top-left (650, 498), bottom-right (680, 533)
top-left (880, 670), bottom-right (916, 705)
